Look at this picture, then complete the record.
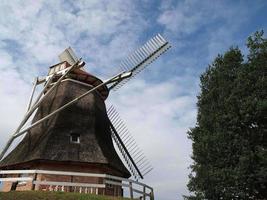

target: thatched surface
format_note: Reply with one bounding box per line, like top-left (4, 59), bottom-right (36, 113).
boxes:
top-left (0, 80), bottom-right (130, 177)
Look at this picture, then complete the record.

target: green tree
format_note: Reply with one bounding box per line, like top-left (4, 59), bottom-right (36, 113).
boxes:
top-left (186, 31), bottom-right (267, 199)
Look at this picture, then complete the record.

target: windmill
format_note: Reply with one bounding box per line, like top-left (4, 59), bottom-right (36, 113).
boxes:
top-left (0, 34), bottom-right (171, 196)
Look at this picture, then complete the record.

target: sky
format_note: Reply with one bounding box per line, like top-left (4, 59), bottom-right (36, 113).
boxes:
top-left (0, 0), bottom-right (266, 199)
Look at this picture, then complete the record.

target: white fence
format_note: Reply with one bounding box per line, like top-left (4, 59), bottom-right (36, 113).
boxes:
top-left (0, 169), bottom-right (154, 200)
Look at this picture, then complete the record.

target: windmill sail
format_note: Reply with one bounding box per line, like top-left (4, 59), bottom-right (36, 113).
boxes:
top-left (107, 106), bottom-right (153, 180)
top-left (108, 34), bottom-right (171, 90)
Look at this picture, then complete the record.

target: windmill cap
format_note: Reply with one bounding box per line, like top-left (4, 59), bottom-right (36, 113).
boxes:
top-left (69, 68), bottom-right (109, 100)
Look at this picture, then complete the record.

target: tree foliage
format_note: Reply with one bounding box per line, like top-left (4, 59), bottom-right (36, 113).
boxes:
top-left (186, 31), bottom-right (267, 199)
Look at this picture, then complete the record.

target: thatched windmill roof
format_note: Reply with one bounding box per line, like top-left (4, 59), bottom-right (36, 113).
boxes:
top-left (0, 80), bottom-right (130, 178)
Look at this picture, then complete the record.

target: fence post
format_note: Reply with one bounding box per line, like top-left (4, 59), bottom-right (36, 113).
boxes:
top-left (103, 178), bottom-right (106, 195)
top-left (150, 188), bottom-right (154, 200)
top-left (143, 186), bottom-right (146, 200)
top-left (129, 182), bottom-right (133, 199)
top-left (31, 173), bottom-right (37, 190)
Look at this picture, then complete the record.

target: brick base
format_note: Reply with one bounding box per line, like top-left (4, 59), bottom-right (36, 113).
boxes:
top-left (1, 160), bottom-right (126, 197)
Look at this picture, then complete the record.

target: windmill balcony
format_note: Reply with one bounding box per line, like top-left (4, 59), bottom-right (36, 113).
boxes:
top-left (0, 169), bottom-right (154, 200)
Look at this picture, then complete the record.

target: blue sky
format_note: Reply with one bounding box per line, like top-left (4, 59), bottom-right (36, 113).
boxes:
top-left (0, 0), bottom-right (266, 199)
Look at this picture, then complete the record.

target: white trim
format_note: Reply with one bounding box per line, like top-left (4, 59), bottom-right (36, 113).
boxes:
top-left (0, 177), bottom-right (33, 182)
top-left (55, 79), bottom-right (105, 99)
top-left (106, 174), bottom-right (152, 190)
top-left (0, 170), bottom-right (36, 174)
top-left (105, 180), bottom-right (130, 187)
top-left (133, 188), bottom-right (150, 196)
top-left (0, 170), bottom-right (106, 178)
top-left (33, 181), bottom-right (105, 188)
top-left (36, 170), bottom-right (107, 178)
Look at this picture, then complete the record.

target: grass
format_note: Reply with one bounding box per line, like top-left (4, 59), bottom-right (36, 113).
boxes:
top-left (0, 191), bottom-right (131, 200)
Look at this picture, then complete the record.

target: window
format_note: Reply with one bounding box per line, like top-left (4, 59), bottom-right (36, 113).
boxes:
top-left (70, 134), bottom-right (80, 143)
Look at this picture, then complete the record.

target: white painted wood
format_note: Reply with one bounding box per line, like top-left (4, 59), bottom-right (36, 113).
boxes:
top-left (0, 177), bottom-right (33, 182)
top-left (106, 174), bottom-right (152, 190)
top-left (143, 186), bottom-right (146, 200)
top-left (132, 188), bottom-right (150, 196)
top-left (105, 180), bottom-right (130, 187)
top-left (0, 169), bottom-right (106, 178)
top-left (0, 170), bottom-right (37, 174)
top-left (33, 181), bottom-right (105, 188)
top-left (36, 170), bottom-right (106, 178)
top-left (129, 182), bottom-right (133, 199)
top-left (26, 78), bottom-right (38, 111)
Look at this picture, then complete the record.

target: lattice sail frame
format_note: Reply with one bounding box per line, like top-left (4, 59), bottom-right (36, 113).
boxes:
top-left (107, 106), bottom-right (153, 180)
top-left (108, 34), bottom-right (171, 90)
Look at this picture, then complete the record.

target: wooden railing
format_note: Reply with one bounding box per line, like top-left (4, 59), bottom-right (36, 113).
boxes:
top-left (0, 170), bottom-right (154, 200)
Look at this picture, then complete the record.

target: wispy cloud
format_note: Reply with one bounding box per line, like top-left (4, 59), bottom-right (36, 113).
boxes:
top-left (157, 0), bottom-right (264, 62)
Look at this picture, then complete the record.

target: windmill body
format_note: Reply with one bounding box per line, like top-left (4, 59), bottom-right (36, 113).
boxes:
top-left (0, 35), bottom-right (171, 198)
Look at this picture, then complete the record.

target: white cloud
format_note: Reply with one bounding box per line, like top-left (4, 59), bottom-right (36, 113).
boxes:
top-left (0, 51), bottom-right (13, 68)
top-left (157, 0), bottom-right (245, 35)
top-left (0, 68), bottom-right (31, 143)
top-left (157, 0), bottom-right (263, 64)
top-left (158, 0), bottom-right (208, 35)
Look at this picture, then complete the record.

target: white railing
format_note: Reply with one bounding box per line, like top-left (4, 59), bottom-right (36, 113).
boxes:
top-left (0, 169), bottom-right (154, 200)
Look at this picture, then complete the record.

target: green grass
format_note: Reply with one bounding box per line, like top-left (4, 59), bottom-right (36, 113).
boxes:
top-left (0, 191), bottom-right (131, 200)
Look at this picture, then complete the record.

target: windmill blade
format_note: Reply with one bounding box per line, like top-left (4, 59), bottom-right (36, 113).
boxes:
top-left (108, 34), bottom-right (171, 91)
top-left (107, 106), bottom-right (153, 180)
top-left (109, 120), bottom-right (142, 180)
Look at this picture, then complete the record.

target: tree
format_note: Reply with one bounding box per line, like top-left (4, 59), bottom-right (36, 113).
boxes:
top-left (186, 31), bottom-right (267, 199)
